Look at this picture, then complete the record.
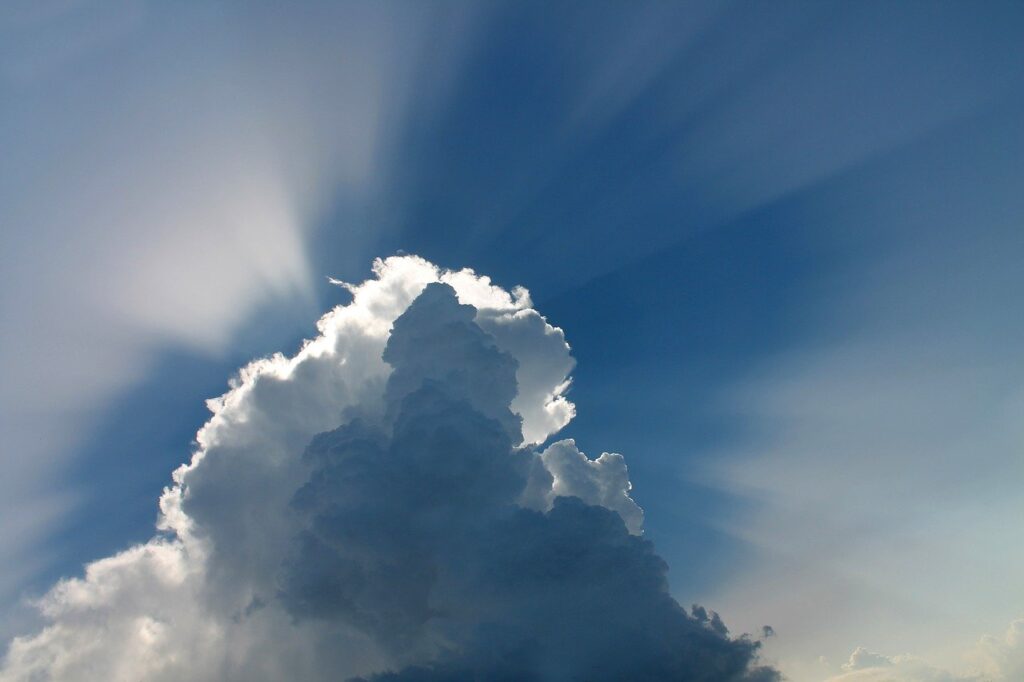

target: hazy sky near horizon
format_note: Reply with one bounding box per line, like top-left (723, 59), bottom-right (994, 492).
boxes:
top-left (2, 2), bottom-right (1024, 680)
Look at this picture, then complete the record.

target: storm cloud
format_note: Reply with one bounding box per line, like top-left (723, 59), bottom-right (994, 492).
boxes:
top-left (1, 256), bottom-right (775, 681)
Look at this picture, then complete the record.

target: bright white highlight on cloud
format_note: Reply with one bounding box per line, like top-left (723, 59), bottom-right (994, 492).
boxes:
top-left (535, 440), bottom-right (643, 535)
top-left (4, 256), bottom-right (762, 682)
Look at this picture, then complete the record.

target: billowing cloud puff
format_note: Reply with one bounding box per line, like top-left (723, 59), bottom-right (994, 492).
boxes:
top-left (0, 256), bottom-right (776, 681)
top-left (974, 619), bottom-right (1024, 681)
top-left (826, 620), bottom-right (1024, 682)
top-left (826, 647), bottom-right (975, 682)
top-left (533, 439), bottom-right (644, 534)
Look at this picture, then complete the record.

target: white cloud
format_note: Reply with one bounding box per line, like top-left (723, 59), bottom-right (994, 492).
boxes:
top-left (4, 256), bottom-right (766, 682)
top-left (973, 619), bottom-right (1024, 681)
top-left (821, 619), bottom-right (1024, 682)
top-left (532, 439), bottom-right (643, 534)
top-left (822, 647), bottom-right (976, 682)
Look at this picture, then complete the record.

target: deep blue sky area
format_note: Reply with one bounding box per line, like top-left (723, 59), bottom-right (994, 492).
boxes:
top-left (3, 1), bottom-right (1024, 679)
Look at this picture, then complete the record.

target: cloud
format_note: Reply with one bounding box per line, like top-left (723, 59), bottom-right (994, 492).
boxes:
top-left (824, 647), bottom-right (976, 682)
top-left (973, 619), bottom-right (1024, 681)
top-left (0, 256), bottom-right (776, 681)
top-left (821, 619), bottom-right (1024, 682)
top-left (532, 439), bottom-right (643, 534)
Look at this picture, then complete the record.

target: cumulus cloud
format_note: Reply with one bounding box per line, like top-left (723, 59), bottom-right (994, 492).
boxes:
top-left (974, 619), bottom-right (1024, 680)
top-left (825, 647), bottom-right (976, 682)
top-left (1, 256), bottom-right (776, 681)
top-left (824, 619), bottom-right (1024, 682)
top-left (531, 439), bottom-right (644, 534)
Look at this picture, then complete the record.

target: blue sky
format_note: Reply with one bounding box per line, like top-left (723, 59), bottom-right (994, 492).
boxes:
top-left (2, 2), bottom-right (1024, 680)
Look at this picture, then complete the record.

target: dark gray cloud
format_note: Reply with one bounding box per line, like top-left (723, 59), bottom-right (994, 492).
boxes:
top-left (282, 283), bottom-right (777, 681)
